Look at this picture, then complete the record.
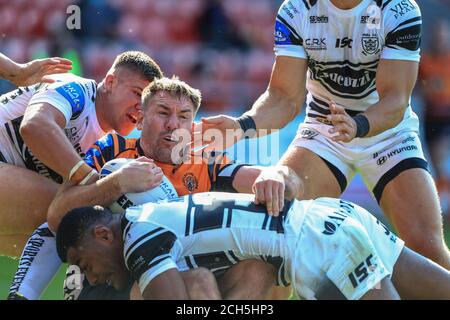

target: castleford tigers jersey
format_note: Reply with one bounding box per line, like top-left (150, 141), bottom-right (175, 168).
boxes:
top-left (0, 73), bottom-right (104, 182)
top-left (274, 0), bottom-right (422, 139)
top-left (84, 133), bottom-right (246, 195)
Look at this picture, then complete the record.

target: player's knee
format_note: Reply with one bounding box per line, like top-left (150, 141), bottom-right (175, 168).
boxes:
top-left (404, 234), bottom-right (449, 263)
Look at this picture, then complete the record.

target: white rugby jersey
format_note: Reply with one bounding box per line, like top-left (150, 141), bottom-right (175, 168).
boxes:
top-left (274, 0), bottom-right (422, 135)
top-left (121, 192), bottom-right (301, 292)
top-left (0, 73), bottom-right (105, 182)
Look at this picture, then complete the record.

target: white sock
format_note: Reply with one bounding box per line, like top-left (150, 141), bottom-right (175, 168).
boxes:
top-left (8, 222), bottom-right (62, 300)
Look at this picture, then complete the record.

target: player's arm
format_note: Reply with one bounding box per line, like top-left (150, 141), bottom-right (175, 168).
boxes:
top-left (0, 53), bottom-right (72, 86)
top-left (20, 102), bottom-right (85, 177)
top-left (361, 59), bottom-right (418, 136)
top-left (199, 56), bottom-right (308, 148)
top-left (47, 157), bottom-right (163, 232)
top-left (327, 59), bottom-right (418, 141)
top-left (142, 269), bottom-right (189, 300)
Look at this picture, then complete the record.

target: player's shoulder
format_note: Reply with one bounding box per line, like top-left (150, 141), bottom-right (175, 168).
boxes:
top-left (95, 132), bottom-right (138, 156)
top-left (279, 0), bottom-right (319, 12)
top-left (379, 0), bottom-right (421, 20)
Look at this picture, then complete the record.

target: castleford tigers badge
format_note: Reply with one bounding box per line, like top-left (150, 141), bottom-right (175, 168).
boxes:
top-left (361, 34), bottom-right (380, 55)
top-left (183, 172), bottom-right (198, 193)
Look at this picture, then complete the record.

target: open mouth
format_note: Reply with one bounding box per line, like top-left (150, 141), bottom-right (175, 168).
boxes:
top-left (126, 113), bottom-right (137, 124)
top-left (163, 135), bottom-right (179, 143)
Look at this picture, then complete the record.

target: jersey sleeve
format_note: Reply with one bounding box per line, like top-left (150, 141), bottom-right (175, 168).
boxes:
top-left (381, 0), bottom-right (422, 62)
top-left (204, 151), bottom-right (245, 192)
top-left (123, 220), bottom-right (178, 294)
top-left (28, 77), bottom-right (94, 126)
top-left (274, 0), bottom-right (307, 59)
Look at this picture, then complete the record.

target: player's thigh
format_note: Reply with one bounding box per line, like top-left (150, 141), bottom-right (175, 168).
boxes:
top-left (392, 246), bottom-right (450, 300)
top-left (278, 147), bottom-right (342, 199)
top-left (0, 163), bottom-right (59, 234)
top-left (180, 267), bottom-right (221, 299)
top-left (360, 276), bottom-right (400, 300)
top-left (379, 169), bottom-right (446, 253)
top-left (217, 260), bottom-right (276, 299)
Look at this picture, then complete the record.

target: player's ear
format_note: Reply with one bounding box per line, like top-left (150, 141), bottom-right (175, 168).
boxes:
top-left (93, 225), bottom-right (113, 243)
top-left (136, 109), bottom-right (144, 131)
top-left (104, 74), bottom-right (116, 94)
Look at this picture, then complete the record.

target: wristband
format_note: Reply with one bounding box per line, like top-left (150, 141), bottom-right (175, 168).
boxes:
top-left (236, 115), bottom-right (257, 139)
top-left (68, 160), bottom-right (85, 181)
top-left (78, 170), bottom-right (97, 186)
top-left (353, 114), bottom-right (370, 138)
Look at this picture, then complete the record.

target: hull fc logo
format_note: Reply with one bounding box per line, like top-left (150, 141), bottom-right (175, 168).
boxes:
top-left (361, 35), bottom-right (380, 55)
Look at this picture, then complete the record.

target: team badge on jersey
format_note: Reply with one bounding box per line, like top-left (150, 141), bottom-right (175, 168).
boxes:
top-left (183, 172), bottom-right (198, 193)
top-left (361, 34), bottom-right (380, 55)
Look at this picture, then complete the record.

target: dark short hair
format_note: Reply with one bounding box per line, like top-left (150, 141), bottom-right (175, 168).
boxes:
top-left (112, 51), bottom-right (163, 82)
top-left (56, 206), bottom-right (113, 263)
top-left (141, 76), bottom-right (202, 116)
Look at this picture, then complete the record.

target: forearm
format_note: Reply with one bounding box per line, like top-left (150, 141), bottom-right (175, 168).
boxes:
top-left (245, 88), bottom-right (301, 135)
top-left (362, 93), bottom-right (409, 137)
top-left (48, 174), bottom-right (123, 232)
top-left (21, 119), bottom-right (82, 178)
top-left (0, 53), bottom-right (21, 82)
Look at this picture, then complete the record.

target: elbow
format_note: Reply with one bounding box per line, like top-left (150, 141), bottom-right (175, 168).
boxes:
top-left (19, 117), bottom-right (45, 142)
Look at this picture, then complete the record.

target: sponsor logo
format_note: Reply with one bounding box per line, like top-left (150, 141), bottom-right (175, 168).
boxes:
top-left (299, 128), bottom-right (318, 139)
top-left (274, 20), bottom-right (292, 45)
top-left (322, 200), bottom-right (354, 235)
top-left (183, 172), bottom-right (199, 192)
top-left (361, 34), bottom-right (380, 55)
top-left (308, 59), bottom-right (376, 96)
top-left (402, 136), bottom-right (415, 144)
top-left (376, 145), bottom-right (418, 165)
top-left (55, 82), bottom-right (85, 119)
top-left (305, 38), bottom-right (327, 51)
top-left (310, 15), bottom-right (328, 23)
top-left (336, 37), bottom-right (353, 48)
top-left (390, 0), bottom-right (416, 19)
top-left (360, 15), bottom-right (381, 25)
top-left (395, 33), bottom-right (420, 46)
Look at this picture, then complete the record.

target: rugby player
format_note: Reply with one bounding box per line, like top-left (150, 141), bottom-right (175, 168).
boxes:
top-left (56, 192), bottom-right (450, 300)
top-left (9, 77), bottom-right (300, 300)
top-left (200, 0), bottom-right (450, 272)
top-left (0, 50), bottom-right (162, 258)
top-left (0, 53), bottom-right (72, 87)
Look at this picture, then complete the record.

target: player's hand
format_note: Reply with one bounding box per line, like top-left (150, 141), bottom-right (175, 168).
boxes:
top-left (191, 115), bottom-right (243, 151)
top-left (327, 101), bottom-right (357, 143)
top-left (13, 57), bottom-right (72, 86)
top-left (114, 157), bottom-right (163, 194)
top-left (252, 167), bottom-right (286, 217)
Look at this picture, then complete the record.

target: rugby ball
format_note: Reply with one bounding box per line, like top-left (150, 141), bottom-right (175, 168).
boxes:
top-left (100, 158), bottom-right (178, 214)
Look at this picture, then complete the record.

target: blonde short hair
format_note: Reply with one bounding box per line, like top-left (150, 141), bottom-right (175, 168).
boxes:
top-left (141, 76), bottom-right (201, 115)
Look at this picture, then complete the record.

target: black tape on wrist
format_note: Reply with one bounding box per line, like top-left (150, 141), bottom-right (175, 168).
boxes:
top-left (353, 114), bottom-right (370, 138)
top-left (236, 115), bottom-right (257, 139)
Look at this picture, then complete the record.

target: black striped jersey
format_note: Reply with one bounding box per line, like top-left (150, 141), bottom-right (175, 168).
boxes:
top-left (0, 73), bottom-right (103, 183)
top-left (121, 192), bottom-right (296, 290)
top-left (274, 0), bottom-right (421, 133)
top-left (84, 133), bottom-right (246, 196)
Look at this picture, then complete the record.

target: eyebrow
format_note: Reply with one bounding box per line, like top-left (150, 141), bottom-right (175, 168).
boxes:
top-left (156, 104), bottom-right (192, 114)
